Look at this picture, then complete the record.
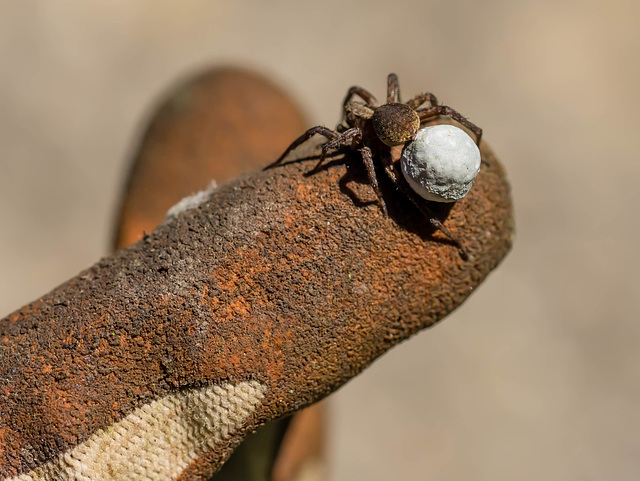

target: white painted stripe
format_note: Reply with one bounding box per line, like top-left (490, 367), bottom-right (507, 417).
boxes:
top-left (7, 381), bottom-right (267, 481)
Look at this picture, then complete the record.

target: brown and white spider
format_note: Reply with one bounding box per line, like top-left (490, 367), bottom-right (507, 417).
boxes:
top-left (266, 73), bottom-right (482, 259)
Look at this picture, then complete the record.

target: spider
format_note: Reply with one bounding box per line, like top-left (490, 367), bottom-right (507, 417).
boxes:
top-left (265, 73), bottom-right (482, 259)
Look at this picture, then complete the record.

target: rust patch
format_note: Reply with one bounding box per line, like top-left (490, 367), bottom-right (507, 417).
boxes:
top-left (113, 67), bottom-right (307, 249)
top-left (0, 141), bottom-right (512, 479)
top-left (111, 67), bottom-right (322, 480)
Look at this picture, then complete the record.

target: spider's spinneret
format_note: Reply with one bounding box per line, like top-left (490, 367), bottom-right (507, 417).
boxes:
top-left (401, 124), bottom-right (481, 203)
top-left (371, 103), bottom-right (421, 147)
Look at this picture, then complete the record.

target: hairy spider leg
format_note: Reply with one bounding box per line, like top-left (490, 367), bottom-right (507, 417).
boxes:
top-left (342, 86), bottom-right (379, 108)
top-left (387, 73), bottom-right (401, 103)
top-left (342, 86), bottom-right (379, 122)
top-left (417, 105), bottom-right (483, 144)
top-left (358, 145), bottom-right (388, 215)
top-left (265, 126), bottom-right (340, 169)
top-left (406, 92), bottom-right (439, 110)
top-left (310, 128), bottom-right (362, 173)
top-left (300, 128), bottom-right (388, 215)
top-left (413, 198), bottom-right (470, 260)
top-left (380, 152), bottom-right (470, 259)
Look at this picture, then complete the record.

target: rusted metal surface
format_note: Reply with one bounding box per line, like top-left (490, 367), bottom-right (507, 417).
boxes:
top-left (0, 137), bottom-right (512, 479)
top-left (114, 66), bottom-right (308, 248)
top-left (113, 66), bottom-right (323, 481)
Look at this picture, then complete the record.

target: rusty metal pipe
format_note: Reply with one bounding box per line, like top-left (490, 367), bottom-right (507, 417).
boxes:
top-left (113, 66), bottom-right (323, 481)
top-left (0, 136), bottom-right (512, 479)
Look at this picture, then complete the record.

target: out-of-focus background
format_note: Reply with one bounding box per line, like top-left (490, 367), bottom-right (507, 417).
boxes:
top-left (1, 1), bottom-right (639, 480)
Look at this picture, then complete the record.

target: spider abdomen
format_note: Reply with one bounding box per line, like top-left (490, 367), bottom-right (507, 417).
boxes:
top-left (371, 103), bottom-right (420, 147)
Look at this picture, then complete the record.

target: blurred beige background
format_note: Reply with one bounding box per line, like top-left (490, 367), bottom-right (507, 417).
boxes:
top-left (1, 1), bottom-right (639, 480)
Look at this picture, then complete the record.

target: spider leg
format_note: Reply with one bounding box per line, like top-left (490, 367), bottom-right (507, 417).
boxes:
top-left (310, 127), bottom-right (362, 173)
top-left (420, 203), bottom-right (470, 260)
top-left (342, 86), bottom-right (379, 122)
top-left (381, 152), bottom-right (470, 259)
top-left (359, 145), bottom-right (388, 215)
top-left (380, 150), bottom-right (399, 184)
top-left (417, 105), bottom-right (483, 144)
top-left (387, 73), bottom-right (401, 103)
top-left (265, 126), bottom-right (340, 169)
top-left (406, 92), bottom-right (439, 110)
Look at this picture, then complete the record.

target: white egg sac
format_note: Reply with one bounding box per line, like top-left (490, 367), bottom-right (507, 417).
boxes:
top-left (401, 124), bottom-right (481, 202)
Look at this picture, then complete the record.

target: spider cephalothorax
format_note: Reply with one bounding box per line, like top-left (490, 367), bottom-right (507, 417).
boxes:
top-left (265, 74), bottom-right (482, 259)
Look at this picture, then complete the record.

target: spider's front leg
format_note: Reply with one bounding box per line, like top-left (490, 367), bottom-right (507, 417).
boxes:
top-left (342, 86), bottom-right (378, 122)
top-left (265, 126), bottom-right (340, 169)
top-left (342, 87), bottom-right (379, 109)
top-left (406, 92), bottom-right (439, 110)
top-left (417, 105), bottom-right (483, 144)
top-left (309, 127), bottom-right (362, 173)
top-left (310, 129), bottom-right (389, 216)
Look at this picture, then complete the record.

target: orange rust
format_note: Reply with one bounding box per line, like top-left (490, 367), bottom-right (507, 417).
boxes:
top-left (114, 67), bottom-right (307, 249)
top-left (0, 139), bottom-right (512, 479)
top-left (112, 67), bottom-right (324, 480)
top-left (0, 61), bottom-right (512, 480)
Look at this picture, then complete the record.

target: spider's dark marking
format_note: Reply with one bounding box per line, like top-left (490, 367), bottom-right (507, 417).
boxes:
top-left (265, 74), bottom-right (482, 259)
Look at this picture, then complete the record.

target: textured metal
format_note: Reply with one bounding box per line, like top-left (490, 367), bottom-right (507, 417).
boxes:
top-left (114, 67), bottom-right (308, 249)
top-left (0, 139), bottom-right (512, 479)
top-left (112, 66), bottom-right (322, 481)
